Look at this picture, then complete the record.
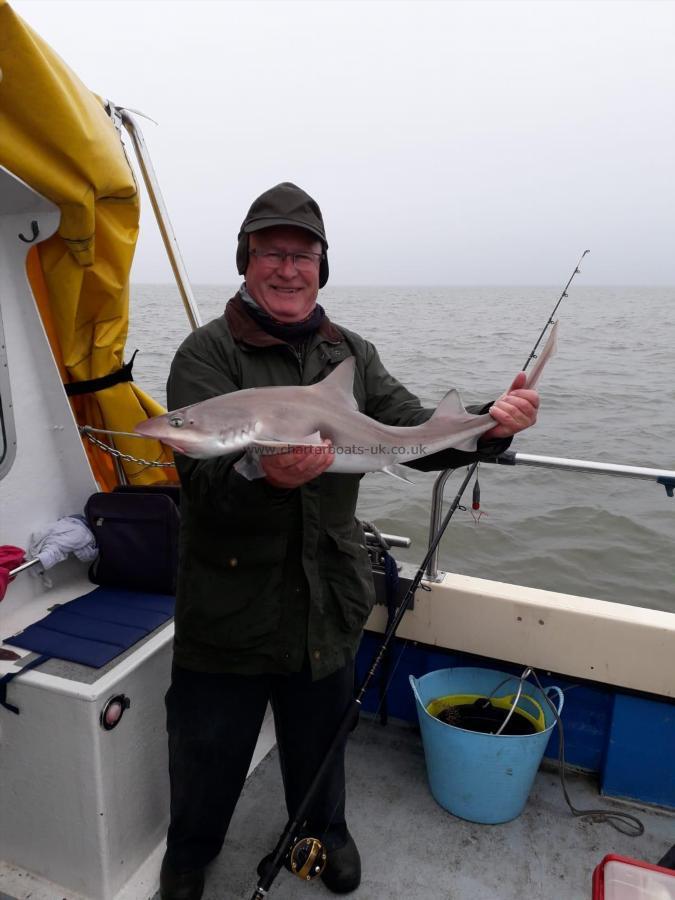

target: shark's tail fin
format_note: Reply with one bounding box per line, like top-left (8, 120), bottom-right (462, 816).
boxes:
top-left (524, 321), bottom-right (558, 390)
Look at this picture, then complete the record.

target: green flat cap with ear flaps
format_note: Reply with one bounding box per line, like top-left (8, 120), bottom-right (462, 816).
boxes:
top-left (236, 182), bottom-right (329, 288)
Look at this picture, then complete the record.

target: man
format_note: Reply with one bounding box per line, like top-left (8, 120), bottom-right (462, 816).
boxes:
top-left (160, 183), bottom-right (539, 900)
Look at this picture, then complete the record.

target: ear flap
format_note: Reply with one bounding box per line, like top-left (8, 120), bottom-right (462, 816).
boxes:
top-left (236, 232), bottom-right (248, 276)
top-left (319, 249), bottom-right (329, 288)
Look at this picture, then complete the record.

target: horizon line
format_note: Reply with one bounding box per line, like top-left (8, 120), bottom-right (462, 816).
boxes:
top-left (130, 281), bottom-right (675, 289)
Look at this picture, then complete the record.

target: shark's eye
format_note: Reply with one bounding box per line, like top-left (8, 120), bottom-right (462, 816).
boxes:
top-left (169, 415), bottom-right (184, 428)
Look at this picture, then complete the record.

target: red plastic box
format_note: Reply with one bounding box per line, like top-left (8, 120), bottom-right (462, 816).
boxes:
top-left (593, 854), bottom-right (675, 898)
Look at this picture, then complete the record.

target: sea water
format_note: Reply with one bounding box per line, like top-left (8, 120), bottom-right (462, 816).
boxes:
top-left (128, 284), bottom-right (675, 613)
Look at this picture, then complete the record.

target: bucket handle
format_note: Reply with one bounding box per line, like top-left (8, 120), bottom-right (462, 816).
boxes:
top-left (408, 675), bottom-right (432, 720)
top-left (409, 675), bottom-right (421, 704)
top-left (544, 685), bottom-right (564, 719)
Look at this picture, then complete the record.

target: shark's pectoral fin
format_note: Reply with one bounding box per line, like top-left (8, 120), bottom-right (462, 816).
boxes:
top-left (234, 451), bottom-right (266, 481)
top-left (300, 430), bottom-right (323, 445)
top-left (382, 463), bottom-right (416, 484)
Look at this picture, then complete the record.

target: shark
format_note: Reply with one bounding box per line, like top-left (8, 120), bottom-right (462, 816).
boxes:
top-left (135, 324), bottom-right (557, 479)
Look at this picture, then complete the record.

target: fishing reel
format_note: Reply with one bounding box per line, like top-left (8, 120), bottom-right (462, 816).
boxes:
top-left (289, 836), bottom-right (327, 881)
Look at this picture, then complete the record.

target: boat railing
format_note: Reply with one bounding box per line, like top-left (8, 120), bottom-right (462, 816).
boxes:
top-left (425, 451), bottom-right (675, 582)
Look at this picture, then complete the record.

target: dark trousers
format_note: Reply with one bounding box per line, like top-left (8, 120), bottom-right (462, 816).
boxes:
top-left (165, 659), bottom-right (354, 872)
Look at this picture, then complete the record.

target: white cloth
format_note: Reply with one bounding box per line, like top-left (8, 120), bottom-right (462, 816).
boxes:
top-left (28, 515), bottom-right (98, 571)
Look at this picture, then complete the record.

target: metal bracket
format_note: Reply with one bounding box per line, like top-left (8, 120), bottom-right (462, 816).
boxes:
top-left (657, 477), bottom-right (675, 498)
top-left (104, 99), bottom-right (124, 134)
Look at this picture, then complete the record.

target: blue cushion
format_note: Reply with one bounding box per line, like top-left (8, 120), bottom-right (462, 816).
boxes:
top-left (6, 586), bottom-right (174, 668)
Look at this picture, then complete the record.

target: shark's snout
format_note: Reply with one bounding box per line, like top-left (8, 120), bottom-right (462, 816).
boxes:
top-left (135, 414), bottom-right (191, 452)
top-left (134, 417), bottom-right (167, 440)
top-left (135, 412), bottom-right (235, 459)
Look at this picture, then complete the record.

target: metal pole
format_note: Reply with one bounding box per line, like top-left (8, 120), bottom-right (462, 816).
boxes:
top-left (119, 109), bottom-right (203, 332)
top-left (364, 531), bottom-right (411, 548)
top-left (8, 558), bottom-right (41, 576)
top-left (425, 469), bottom-right (455, 581)
top-left (491, 451), bottom-right (675, 486)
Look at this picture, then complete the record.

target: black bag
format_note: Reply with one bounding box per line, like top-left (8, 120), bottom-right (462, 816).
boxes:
top-left (85, 486), bottom-right (180, 595)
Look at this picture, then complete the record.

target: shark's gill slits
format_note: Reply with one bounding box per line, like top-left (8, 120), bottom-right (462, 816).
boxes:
top-left (221, 427), bottom-right (251, 449)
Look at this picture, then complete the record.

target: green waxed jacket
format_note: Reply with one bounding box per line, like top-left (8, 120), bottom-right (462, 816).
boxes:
top-left (167, 294), bottom-right (510, 680)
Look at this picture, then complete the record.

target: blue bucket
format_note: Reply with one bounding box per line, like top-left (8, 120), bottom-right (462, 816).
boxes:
top-left (409, 667), bottom-right (564, 824)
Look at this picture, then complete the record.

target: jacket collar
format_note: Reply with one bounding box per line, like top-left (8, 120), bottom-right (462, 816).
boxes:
top-left (225, 292), bottom-right (344, 348)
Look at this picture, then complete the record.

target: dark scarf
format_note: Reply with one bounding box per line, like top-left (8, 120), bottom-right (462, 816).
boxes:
top-left (240, 284), bottom-right (325, 344)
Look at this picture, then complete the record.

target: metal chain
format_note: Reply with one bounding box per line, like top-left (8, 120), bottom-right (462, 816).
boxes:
top-left (79, 427), bottom-right (176, 468)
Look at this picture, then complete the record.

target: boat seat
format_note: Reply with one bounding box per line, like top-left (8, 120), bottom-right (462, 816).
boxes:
top-left (4, 585), bottom-right (174, 668)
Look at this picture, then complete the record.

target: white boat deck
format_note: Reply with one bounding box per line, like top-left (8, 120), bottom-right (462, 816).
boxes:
top-left (155, 715), bottom-right (675, 900)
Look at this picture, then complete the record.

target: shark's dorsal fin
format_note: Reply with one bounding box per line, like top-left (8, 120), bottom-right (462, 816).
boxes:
top-left (429, 388), bottom-right (469, 420)
top-left (314, 358), bottom-right (358, 410)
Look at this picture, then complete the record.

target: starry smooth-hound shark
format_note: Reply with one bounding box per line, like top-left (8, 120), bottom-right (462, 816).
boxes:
top-left (135, 324), bottom-right (556, 479)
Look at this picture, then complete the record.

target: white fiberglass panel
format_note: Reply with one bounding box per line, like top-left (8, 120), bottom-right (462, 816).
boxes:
top-left (0, 166), bottom-right (98, 640)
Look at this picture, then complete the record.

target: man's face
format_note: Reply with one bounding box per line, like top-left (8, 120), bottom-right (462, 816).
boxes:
top-left (246, 225), bottom-right (322, 323)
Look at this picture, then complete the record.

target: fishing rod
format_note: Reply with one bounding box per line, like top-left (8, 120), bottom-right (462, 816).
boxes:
top-left (522, 249), bottom-right (589, 371)
top-left (248, 252), bottom-right (590, 900)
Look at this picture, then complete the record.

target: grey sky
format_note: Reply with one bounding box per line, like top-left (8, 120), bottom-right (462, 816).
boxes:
top-left (13, 0), bottom-right (675, 285)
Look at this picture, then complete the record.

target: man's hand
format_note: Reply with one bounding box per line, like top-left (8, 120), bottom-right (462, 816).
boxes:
top-left (260, 440), bottom-right (334, 488)
top-left (482, 371), bottom-right (539, 441)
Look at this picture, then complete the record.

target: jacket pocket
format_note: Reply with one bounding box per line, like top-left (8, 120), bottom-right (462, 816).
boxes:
top-left (183, 532), bottom-right (288, 649)
top-left (321, 527), bottom-right (376, 633)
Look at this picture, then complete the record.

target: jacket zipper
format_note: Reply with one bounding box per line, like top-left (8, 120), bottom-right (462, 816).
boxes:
top-left (287, 344), bottom-right (304, 378)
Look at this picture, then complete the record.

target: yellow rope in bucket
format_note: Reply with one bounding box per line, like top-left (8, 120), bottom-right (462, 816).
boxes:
top-left (426, 693), bottom-right (546, 733)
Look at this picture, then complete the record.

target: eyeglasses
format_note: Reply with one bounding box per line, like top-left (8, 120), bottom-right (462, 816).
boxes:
top-left (249, 249), bottom-right (324, 272)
